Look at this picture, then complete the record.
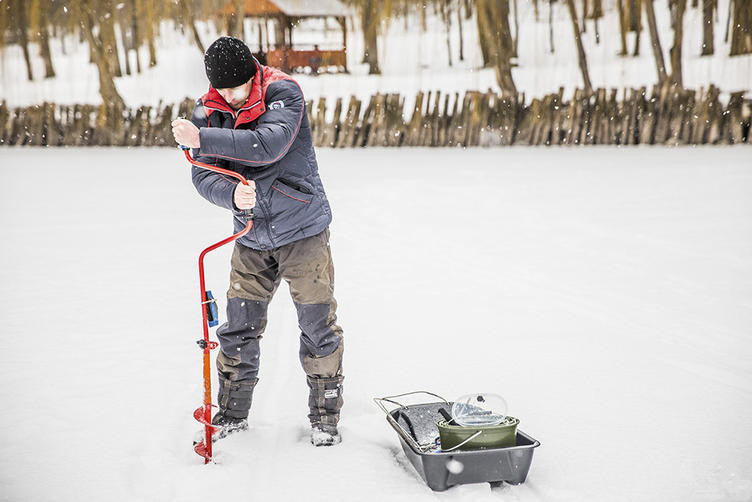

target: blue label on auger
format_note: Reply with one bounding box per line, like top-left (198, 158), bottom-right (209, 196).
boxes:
top-left (205, 290), bottom-right (218, 327)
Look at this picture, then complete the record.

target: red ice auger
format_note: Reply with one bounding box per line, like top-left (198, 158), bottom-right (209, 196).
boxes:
top-left (180, 146), bottom-right (254, 464)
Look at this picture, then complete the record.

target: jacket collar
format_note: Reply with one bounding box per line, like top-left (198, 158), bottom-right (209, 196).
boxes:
top-left (200, 57), bottom-right (266, 128)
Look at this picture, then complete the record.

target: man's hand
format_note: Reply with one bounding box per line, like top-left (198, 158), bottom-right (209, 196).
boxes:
top-left (234, 181), bottom-right (257, 210)
top-left (171, 118), bottom-right (200, 148)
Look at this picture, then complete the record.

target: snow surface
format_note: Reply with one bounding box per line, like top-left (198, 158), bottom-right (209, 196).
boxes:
top-left (1, 146), bottom-right (751, 501)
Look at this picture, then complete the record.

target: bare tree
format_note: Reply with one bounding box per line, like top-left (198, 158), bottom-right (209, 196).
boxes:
top-left (631, 0), bottom-right (642, 56)
top-left (565, 0), bottom-right (593, 93)
top-left (669, 0), bottom-right (687, 86)
top-left (729, 0), bottom-right (752, 55)
top-left (476, 0), bottom-right (516, 94)
top-left (457, 0), bottom-right (465, 61)
top-left (669, 0), bottom-right (687, 87)
top-left (100, 0), bottom-right (123, 77)
top-left (477, 0), bottom-right (492, 65)
top-left (701, 0), bottom-right (715, 55)
top-left (549, 0), bottom-right (555, 53)
top-left (362, 0), bottom-right (381, 74)
top-left (132, 0), bottom-right (143, 73)
top-left (512, 0), bottom-right (519, 57)
top-left (643, 0), bottom-right (668, 83)
top-left (32, 0), bottom-right (56, 78)
top-left (442, 0), bottom-right (453, 66)
top-left (616, 0), bottom-right (629, 55)
top-left (180, 0), bottom-right (205, 54)
top-left (79, 0), bottom-right (126, 109)
top-left (227, 0), bottom-right (244, 39)
top-left (118, 3), bottom-right (132, 75)
top-left (14, 0), bottom-right (34, 80)
top-left (591, 0), bottom-right (604, 44)
top-left (140, 0), bottom-right (158, 67)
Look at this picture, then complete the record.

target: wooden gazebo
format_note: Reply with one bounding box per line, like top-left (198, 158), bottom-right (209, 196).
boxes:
top-left (226, 0), bottom-right (351, 74)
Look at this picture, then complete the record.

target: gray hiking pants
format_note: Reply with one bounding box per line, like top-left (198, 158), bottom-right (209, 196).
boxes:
top-left (215, 228), bottom-right (344, 424)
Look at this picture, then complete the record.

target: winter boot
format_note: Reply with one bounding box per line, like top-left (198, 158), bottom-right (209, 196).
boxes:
top-left (311, 423), bottom-right (341, 446)
top-left (306, 375), bottom-right (344, 446)
top-left (210, 411), bottom-right (249, 442)
top-left (211, 377), bottom-right (258, 442)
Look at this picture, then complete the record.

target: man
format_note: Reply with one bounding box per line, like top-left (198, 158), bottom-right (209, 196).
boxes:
top-left (171, 37), bottom-right (344, 446)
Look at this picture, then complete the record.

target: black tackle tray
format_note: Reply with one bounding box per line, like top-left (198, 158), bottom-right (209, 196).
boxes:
top-left (375, 392), bottom-right (540, 492)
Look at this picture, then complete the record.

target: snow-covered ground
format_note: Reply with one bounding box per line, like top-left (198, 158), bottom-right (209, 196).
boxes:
top-left (1, 147), bottom-right (751, 501)
top-left (0, 0), bottom-right (750, 110)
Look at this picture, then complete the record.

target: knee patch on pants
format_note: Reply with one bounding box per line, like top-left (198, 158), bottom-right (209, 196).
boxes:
top-left (301, 340), bottom-right (343, 378)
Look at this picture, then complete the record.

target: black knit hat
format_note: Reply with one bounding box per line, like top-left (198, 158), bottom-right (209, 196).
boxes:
top-left (204, 37), bottom-right (257, 89)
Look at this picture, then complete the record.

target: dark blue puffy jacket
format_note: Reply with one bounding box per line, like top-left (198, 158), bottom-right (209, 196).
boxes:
top-left (189, 59), bottom-right (332, 250)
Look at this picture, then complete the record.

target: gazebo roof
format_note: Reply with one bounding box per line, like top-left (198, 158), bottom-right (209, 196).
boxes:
top-left (235, 0), bottom-right (352, 17)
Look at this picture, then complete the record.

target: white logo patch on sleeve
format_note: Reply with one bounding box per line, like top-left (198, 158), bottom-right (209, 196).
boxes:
top-left (324, 389), bottom-right (339, 399)
top-left (269, 100), bottom-right (285, 110)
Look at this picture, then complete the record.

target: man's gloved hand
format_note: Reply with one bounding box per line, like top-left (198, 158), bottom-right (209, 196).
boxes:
top-left (234, 181), bottom-right (257, 210)
top-left (171, 118), bottom-right (200, 148)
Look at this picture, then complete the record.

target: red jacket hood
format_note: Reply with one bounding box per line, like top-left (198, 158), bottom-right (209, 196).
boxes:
top-left (200, 59), bottom-right (295, 129)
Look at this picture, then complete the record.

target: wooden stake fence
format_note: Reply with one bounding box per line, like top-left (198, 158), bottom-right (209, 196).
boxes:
top-left (1, 85), bottom-right (749, 147)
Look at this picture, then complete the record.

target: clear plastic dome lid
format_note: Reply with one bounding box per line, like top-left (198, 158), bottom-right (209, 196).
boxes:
top-left (451, 393), bottom-right (508, 426)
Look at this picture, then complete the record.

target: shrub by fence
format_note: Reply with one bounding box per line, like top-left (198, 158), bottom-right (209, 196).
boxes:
top-left (1, 84), bottom-right (749, 147)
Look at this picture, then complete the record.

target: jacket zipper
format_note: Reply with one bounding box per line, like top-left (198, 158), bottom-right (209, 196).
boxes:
top-left (204, 100), bottom-right (262, 119)
top-left (204, 98), bottom-right (272, 247)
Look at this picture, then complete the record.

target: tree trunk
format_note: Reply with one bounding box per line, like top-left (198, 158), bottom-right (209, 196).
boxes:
top-left (15, 0), bottom-right (33, 80)
top-left (232, 0), bottom-right (244, 40)
top-left (566, 0), bottom-right (593, 93)
top-left (144, 0), bottom-right (157, 67)
top-left (729, 0), bottom-right (752, 55)
top-left (443, 0), bottom-right (453, 66)
top-left (37, 0), bottom-right (55, 78)
top-left (101, 0), bottom-right (123, 77)
top-left (477, 0), bottom-right (492, 64)
top-left (0, 0), bottom-right (8, 53)
top-left (582, 0), bottom-right (588, 33)
top-left (724, 0), bottom-right (732, 43)
top-left (496, 0), bottom-right (516, 78)
top-left (592, 0), bottom-right (603, 44)
top-left (616, 0), bottom-right (629, 55)
top-left (476, 0), bottom-right (517, 94)
top-left (80, 1), bottom-right (126, 110)
top-left (701, 0), bottom-right (715, 55)
top-left (457, 0), bottom-right (464, 61)
top-left (632, 0), bottom-right (642, 56)
top-left (180, 0), bottom-right (205, 54)
top-left (132, 0), bottom-right (142, 73)
top-left (121, 24), bottom-right (131, 75)
top-left (363, 0), bottom-right (381, 74)
top-left (644, 0), bottom-right (668, 83)
top-left (513, 0), bottom-right (520, 57)
top-left (669, 0), bottom-right (686, 86)
top-left (273, 18), bottom-right (285, 48)
top-left (549, 0), bottom-right (555, 53)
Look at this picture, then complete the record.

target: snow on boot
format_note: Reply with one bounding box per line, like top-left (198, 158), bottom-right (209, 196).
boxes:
top-left (211, 411), bottom-right (249, 442)
top-left (311, 423), bottom-right (341, 446)
top-left (193, 411), bottom-right (249, 445)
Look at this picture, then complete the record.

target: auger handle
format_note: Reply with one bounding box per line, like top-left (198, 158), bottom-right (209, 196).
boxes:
top-left (180, 145), bottom-right (255, 222)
